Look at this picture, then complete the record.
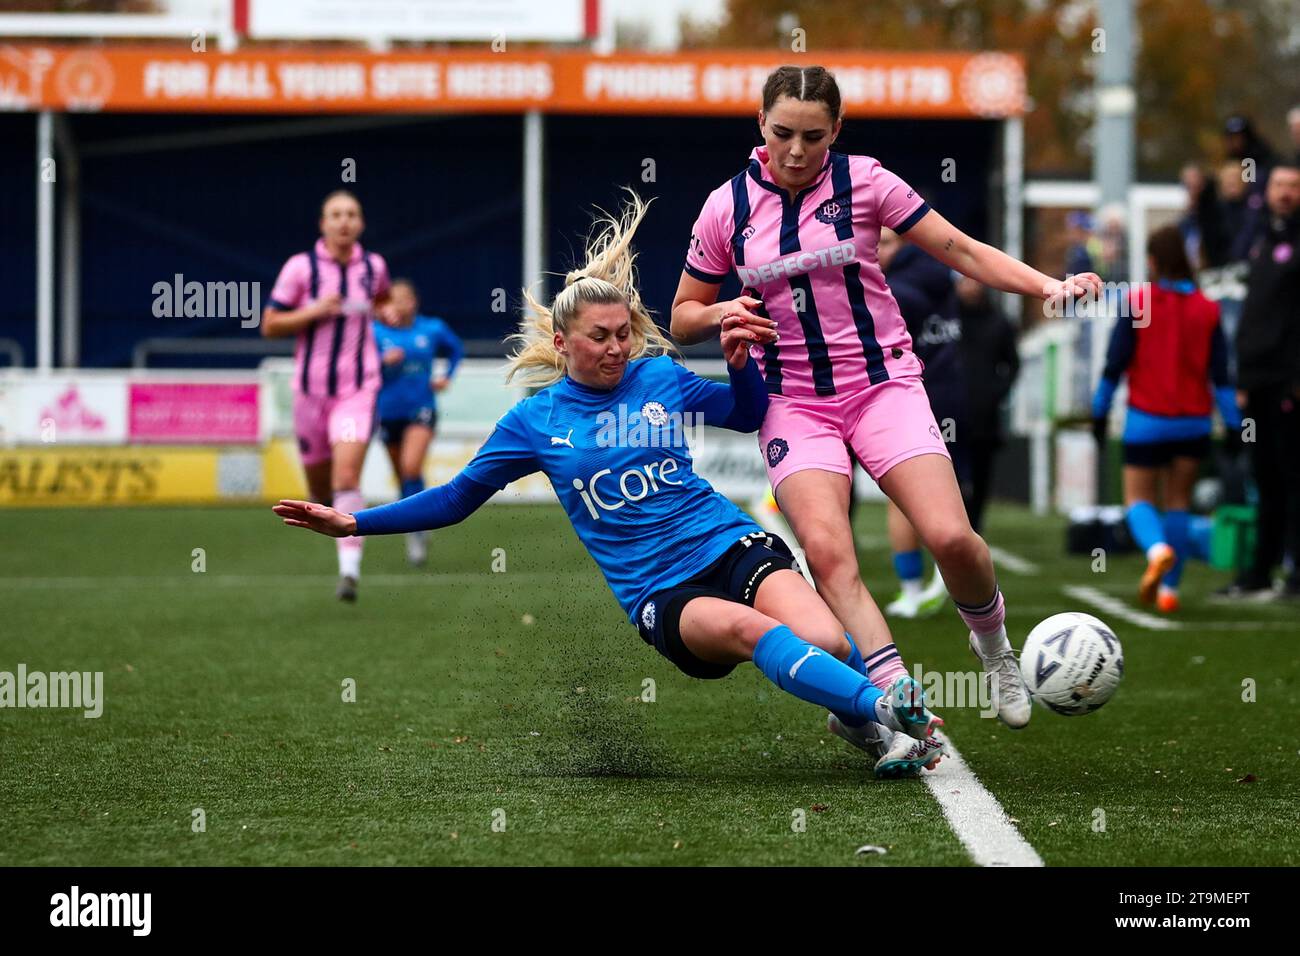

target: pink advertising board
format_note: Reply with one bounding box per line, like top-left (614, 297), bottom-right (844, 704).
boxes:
top-left (128, 383), bottom-right (260, 444)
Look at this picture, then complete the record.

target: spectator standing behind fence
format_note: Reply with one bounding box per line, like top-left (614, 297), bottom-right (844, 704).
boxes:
top-left (1224, 115), bottom-right (1279, 264)
top-left (1065, 211), bottom-right (1098, 277)
top-left (1180, 163), bottom-right (1229, 270)
top-left (1219, 163), bottom-right (1300, 601)
top-left (955, 277), bottom-right (1020, 538)
top-left (1095, 204), bottom-right (1129, 284)
top-left (1217, 160), bottom-right (1252, 265)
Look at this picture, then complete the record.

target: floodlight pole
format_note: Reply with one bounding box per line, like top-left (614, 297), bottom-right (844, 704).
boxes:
top-left (36, 110), bottom-right (55, 372)
top-left (523, 109), bottom-right (545, 307)
top-left (1093, 0), bottom-right (1136, 247)
top-left (55, 115), bottom-right (80, 368)
top-left (1002, 115), bottom-right (1024, 319)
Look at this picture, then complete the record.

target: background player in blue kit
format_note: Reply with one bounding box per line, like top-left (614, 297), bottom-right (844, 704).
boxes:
top-left (1091, 226), bottom-right (1242, 612)
top-left (374, 279), bottom-right (465, 565)
top-left (274, 193), bottom-right (943, 779)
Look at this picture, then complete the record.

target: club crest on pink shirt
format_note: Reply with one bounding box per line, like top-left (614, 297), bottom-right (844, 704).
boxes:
top-left (814, 198), bottom-right (850, 226)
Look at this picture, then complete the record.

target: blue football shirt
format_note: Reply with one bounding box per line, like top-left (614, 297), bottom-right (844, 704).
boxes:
top-left (461, 355), bottom-right (765, 621)
top-left (373, 315), bottom-right (464, 420)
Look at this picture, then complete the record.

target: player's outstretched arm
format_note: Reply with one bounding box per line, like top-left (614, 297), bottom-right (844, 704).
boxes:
top-left (904, 208), bottom-right (1102, 306)
top-left (272, 500), bottom-right (356, 537)
top-left (274, 474), bottom-right (498, 538)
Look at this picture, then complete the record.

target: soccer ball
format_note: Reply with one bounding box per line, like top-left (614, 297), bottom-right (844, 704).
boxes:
top-left (1019, 612), bottom-right (1124, 716)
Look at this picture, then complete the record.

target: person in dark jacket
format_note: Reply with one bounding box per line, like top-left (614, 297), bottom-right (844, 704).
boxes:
top-left (956, 277), bottom-right (1020, 536)
top-left (1222, 163), bottom-right (1300, 599)
top-left (1180, 162), bottom-right (1230, 269)
top-left (1224, 115), bottom-right (1279, 264)
top-left (1217, 161), bottom-right (1252, 264)
top-left (1288, 106), bottom-right (1300, 166)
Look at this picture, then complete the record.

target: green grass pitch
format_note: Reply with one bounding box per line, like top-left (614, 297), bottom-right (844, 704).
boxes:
top-left (1, 501), bottom-right (1297, 866)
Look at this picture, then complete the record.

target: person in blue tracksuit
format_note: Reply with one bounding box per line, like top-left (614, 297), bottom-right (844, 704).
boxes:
top-left (373, 279), bottom-right (464, 564)
top-left (274, 192), bottom-right (942, 779)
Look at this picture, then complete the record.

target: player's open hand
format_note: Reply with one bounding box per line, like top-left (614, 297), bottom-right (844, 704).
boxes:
top-left (1043, 272), bottom-right (1102, 309)
top-left (272, 499), bottom-right (357, 537)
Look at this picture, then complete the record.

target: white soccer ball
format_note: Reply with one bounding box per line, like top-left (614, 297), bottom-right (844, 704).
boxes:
top-left (1019, 612), bottom-right (1124, 716)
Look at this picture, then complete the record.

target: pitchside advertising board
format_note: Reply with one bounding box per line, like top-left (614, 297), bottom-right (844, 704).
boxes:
top-left (0, 364), bottom-right (816, 507)
top-left (0, 47), bottom-right (1025, 118)
top-left (0, 374), bottom-right (269, 506)
top-left (0, 372), bottom-right (876, 507)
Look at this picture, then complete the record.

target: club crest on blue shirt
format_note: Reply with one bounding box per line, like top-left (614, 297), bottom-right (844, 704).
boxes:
top-left (641, 600), bottom-right (656, 631)
top-left (766, 437), bottom-right (789, 467)
top-left (814, 198), bottom-right (850, 226)
top-left (640, 401), bottom-right (669, 426)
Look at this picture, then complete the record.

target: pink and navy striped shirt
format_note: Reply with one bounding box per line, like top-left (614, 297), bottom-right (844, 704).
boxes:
top-left (269, 238), bottom-right (390, 397)
top-left (685, 147), bottom-right (931, 398)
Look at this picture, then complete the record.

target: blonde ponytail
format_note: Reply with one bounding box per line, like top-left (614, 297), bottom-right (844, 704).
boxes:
top-left (504, 188), bottom-right (677, 388)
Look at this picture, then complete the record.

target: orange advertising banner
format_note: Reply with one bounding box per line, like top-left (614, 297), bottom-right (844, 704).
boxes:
top-left (0, 45), bottom-right (1024, 118)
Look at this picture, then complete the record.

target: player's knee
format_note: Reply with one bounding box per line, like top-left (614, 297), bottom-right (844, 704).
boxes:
top-left (731, 616), bottom-right (772, 657)
top-left (801, 536), bottom-right (860, 594)
top-left (929, 527), bottom-right (985, 571)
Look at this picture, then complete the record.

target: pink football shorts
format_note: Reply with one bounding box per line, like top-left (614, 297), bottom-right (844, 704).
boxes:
top-left (757, 375), bottom-right (950, 490)
top-left (292, 388), bottom-right (377, 466)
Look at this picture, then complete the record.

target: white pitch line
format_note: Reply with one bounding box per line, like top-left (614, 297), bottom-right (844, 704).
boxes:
top-left (0, 572), bottom-right (560, 589)
top-left (923, 731), bottom-right (1044, 867)
top-left (1062, 585), bottom-right (1182, 631)
top-left (987, 545), bottom-right (1040, 576)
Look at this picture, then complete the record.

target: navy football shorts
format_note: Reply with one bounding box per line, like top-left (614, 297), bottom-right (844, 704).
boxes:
top-left (635, 531), bottom-right (797, 680)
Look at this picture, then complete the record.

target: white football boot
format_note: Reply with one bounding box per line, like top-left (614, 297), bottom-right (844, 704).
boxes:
top-left (876, 731), bottom-right (944, 778)
top-left (915, 570), bottom-right (949, 617)
top-left (968, 632), bottom-right (1032, 729)
top-left (406, 530), bottom-right (429, 566)
top-left (884, 589), bottom-right (921, 619)
top-left (826, 712), bottom-right (889, 762)
top-left (827, 712), bottom-right (943, 779)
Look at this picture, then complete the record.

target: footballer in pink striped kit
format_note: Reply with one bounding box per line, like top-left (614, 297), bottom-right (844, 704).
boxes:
top-left (672, 65), bottom-right (1101, 767)
top-left (262, 190), bottom-right (391, 602)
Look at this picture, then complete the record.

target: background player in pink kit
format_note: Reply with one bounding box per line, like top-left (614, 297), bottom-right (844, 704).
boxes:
top-left (262, 190), bottom-right (391, 601)
top-left (671, 66), bottom-right (1102, 748)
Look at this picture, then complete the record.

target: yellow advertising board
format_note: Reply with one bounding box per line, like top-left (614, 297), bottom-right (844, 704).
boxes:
top-left (0, 441), bottom-right (307, 507)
